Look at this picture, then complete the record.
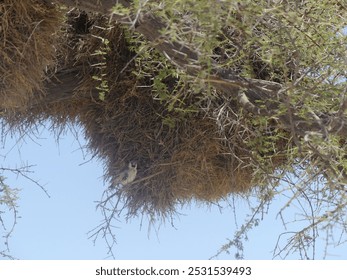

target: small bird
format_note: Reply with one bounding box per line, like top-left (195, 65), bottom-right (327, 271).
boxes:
top-left (110, 162), bottom-right (137, 189)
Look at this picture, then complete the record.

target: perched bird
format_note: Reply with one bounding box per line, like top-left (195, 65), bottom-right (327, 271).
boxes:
top-left (110, 162), bottom-right (137, 189)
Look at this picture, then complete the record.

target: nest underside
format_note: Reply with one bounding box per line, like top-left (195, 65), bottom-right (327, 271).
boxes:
top-left (1, 1), bottom-right (291, 217)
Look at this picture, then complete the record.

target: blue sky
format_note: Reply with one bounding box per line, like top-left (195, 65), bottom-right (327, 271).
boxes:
top-left (1, 123), bottom-right (347, 260)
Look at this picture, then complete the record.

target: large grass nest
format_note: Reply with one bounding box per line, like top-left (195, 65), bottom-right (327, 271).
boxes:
top-left (1, 2), bottom-right (291, 218)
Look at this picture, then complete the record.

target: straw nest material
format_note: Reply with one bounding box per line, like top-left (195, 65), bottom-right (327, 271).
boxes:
top-left (0, 0), bottom-right (63, 110)
top-left (1, 2), bottom-right (291, 218)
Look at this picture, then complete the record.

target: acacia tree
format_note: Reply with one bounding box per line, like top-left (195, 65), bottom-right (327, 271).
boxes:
top-left (56, 0), bottom-right (347, 259)
top-left (1, 0), bottom-right (346, 259)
